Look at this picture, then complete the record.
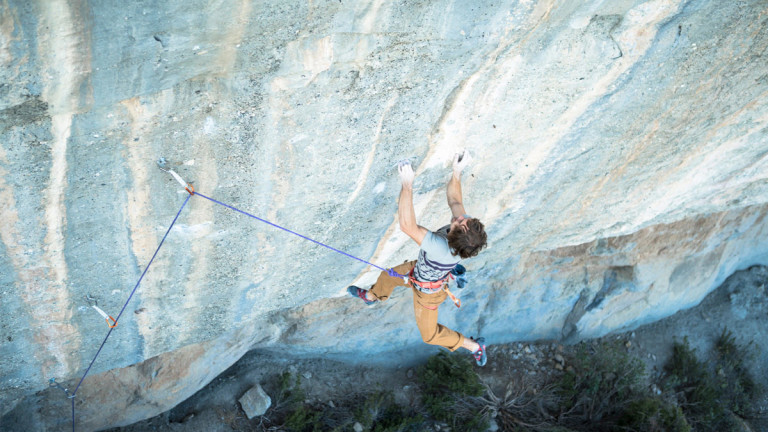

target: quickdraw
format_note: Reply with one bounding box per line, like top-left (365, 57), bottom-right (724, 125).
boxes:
top-left (92, 305), bottom-right (118, 328)
top-left (85, 295), bottom-right (118, 328)
top-left (157, 158), bottom-right (194, 195)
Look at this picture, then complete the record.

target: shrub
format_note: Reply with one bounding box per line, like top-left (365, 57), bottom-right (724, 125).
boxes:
top-left (557, 340), bottom-right (646, 424)
top-left (714, 329), bottom-right (758, 416)
top-left (370, 404), bottom-right (425, 432)
top-left (663, 333), bottom-right (760, 432)
top-left (272, 371), bottom-right (306, 409)
top-left (417, 352), bottom-right (488, 431)
top-left (355, 390), bottom-right (424, 432)
top-left (266, 372), bottom-right (339, 432)
top-left (284, 404), bottom-right (324, 432)
top-left (617, 397), bottom-right (691, 432)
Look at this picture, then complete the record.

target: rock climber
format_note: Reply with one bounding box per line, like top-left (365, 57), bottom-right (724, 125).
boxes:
top-left (348, 150), bottom-right (489, 366)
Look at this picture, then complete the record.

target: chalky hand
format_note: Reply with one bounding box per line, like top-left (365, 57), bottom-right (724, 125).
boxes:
top-left (397, 160), bottom-right (415, 188)
top-left (453, 149), bottom-right (472, 178)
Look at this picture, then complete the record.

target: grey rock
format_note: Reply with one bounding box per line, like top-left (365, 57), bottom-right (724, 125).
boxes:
top-left (238, 384), bottom-right (272, 420)
top-left (1, 0), bottom-right (768, 430)
top-left (488, 419), bottom-right (500, 432)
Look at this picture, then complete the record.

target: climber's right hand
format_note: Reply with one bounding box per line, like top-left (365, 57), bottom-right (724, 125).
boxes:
top-left (453, 149), bottom-right (472, 178)
top-left (398, 160), bottom-right (415, 188)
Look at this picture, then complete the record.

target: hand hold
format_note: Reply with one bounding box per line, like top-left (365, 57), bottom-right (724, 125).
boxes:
top-left (453, 149), bottom-right (472, 176)
top-left (397, 160), bottom-right (415, 186)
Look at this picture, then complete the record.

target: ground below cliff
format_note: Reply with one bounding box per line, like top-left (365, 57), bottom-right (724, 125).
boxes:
top-left (110, 266), bottom-right (768, 431)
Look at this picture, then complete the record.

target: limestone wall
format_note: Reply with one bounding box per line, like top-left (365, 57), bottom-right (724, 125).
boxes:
top-left (1, 0), bottom-right (767, 429)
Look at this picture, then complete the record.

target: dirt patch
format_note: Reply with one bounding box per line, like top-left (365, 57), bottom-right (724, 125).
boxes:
top-left (109, 265), bottom-right (768, 431)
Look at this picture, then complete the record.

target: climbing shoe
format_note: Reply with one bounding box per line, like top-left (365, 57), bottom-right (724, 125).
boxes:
top-left (472, 337), bottom-right (487, 367)
top-left (348, 286), bottom-right (376, 306)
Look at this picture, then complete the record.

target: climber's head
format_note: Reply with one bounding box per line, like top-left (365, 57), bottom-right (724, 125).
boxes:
top-left (447, 216), bottom-right (487, 259)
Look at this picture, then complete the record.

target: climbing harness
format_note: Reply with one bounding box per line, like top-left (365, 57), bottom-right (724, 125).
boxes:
top-left (52, 159), bottom-right (409, 431)
top-left (408, 268), bottom-right (450, 291)
top-left (408, 269), bottom-right (461, 308)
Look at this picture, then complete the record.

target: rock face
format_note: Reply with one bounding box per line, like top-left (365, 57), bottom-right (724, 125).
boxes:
top-left (1, 0), bottom-right (767, 430)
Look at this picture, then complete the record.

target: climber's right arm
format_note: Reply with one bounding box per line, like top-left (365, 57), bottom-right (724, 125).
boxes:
top-left (398, 163), bottom-right (427, 245)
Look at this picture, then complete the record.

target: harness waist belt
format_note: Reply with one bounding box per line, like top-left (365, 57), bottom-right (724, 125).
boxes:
top-left (408, 269), bottom-right (451, 293)
top-left (407, 269), bottom-right (462, 308)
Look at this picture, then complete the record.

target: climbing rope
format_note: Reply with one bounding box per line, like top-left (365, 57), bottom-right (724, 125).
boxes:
top-left (194, 191), bottom-right (407, 280)
top-left (53, 162), bottom-right (406, 431)
top-left (52, 193), bottom-right (191, 432)
top-left (157, 159), bottom-right (403, 279)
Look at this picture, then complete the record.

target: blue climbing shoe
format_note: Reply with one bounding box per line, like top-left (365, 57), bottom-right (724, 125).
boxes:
top-left (348, 286), bottom-right (376, 306)
top-left (472, 337), bottom-right (487, 367)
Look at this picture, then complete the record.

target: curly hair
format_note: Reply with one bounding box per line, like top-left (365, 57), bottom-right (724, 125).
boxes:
top-left (446, 218), bottom-right (487, 259)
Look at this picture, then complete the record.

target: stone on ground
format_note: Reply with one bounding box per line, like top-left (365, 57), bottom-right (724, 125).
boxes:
top-left (238, 384), bottom-right (271, 419)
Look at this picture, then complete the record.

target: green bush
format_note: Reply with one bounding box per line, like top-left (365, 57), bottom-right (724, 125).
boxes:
top-left (617, 397), bottom-right (691, 432)
top-left (284, 404), bottom-right (324, 432)
top-left (355, 391), bottom-right (391, 429)
top-left (417, 352), bottom-right (488, 432)
top-left (271, 371), bottom-right (306, 410)
top-left (271, 372), bottom-right (321, 431)
top-left (663, 333), bottom-right (759, 432)
top-left (267, 372), bottom-right (425, 432)
top-left (558, 341), bottom-right (646, 423)
top-left (714, 329), bottom-right (758, 416)
top-left (355, 390), bottom-right (424, 432)
top-left (261, 331), bottom-right (761, 432)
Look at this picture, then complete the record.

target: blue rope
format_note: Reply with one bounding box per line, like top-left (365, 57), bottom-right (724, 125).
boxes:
top-left (57, 188), bottom-right (404, 431)
top-left (62, 193), bottom-right (191, 432)
top-left (194, 192), bottom-right (405, 278)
